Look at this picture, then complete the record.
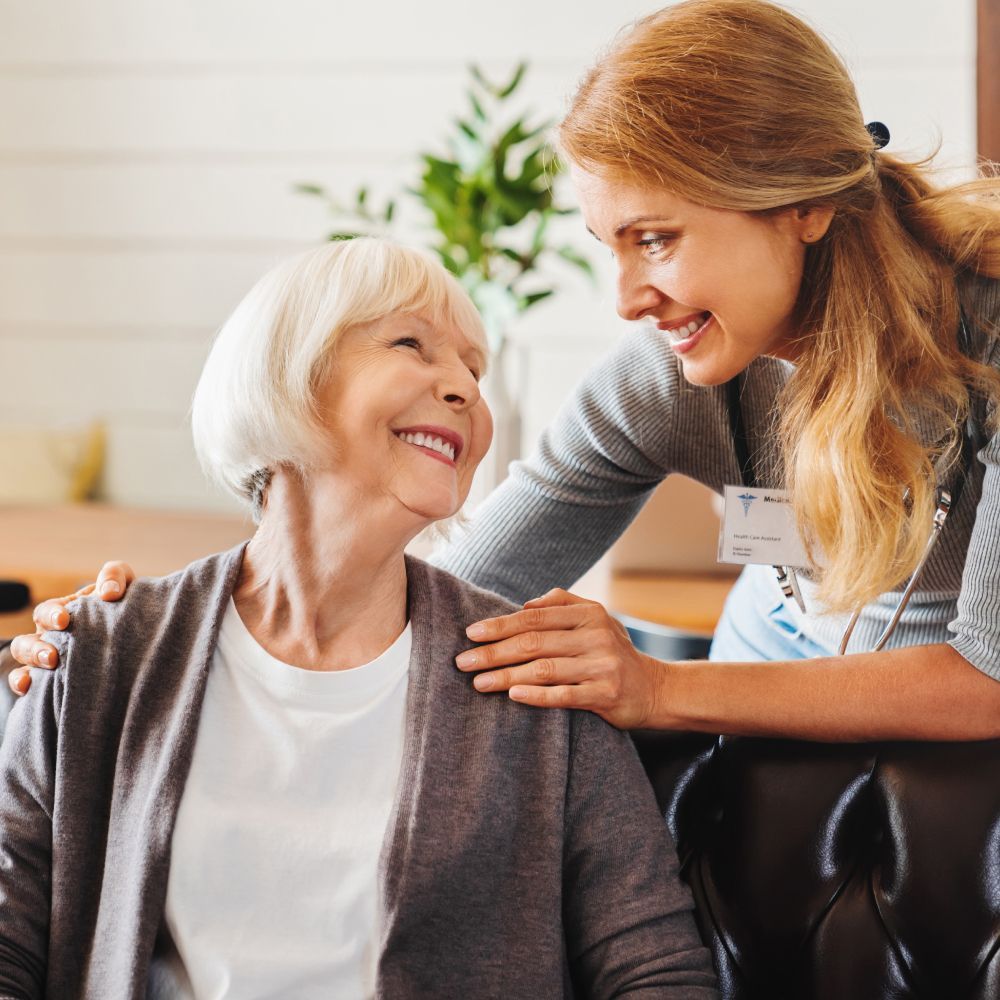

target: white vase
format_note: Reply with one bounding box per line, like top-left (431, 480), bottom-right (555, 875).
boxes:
top-left (466, 338), bottom-right (522, 511)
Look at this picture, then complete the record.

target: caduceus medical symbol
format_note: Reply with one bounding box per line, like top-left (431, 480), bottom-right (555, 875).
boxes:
top-left (738, 493), bottom-right (757, 517)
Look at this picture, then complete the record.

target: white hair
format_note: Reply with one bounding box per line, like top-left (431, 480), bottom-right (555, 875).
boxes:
top-left (191, 238), bottom-right (488, 517)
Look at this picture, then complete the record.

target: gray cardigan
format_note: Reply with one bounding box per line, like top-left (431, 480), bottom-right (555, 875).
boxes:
top-left (0, 544), bottom-right (717, 999)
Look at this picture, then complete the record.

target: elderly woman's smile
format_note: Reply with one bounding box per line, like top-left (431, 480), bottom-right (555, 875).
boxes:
top-left (308, 310), bottom-right (492, 530)
top-left (392, 427), bottom-right (462, 465)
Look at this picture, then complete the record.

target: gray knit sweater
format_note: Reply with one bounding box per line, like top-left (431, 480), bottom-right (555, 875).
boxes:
top-left (434, 278), bottom-right (1000, 678)
top-left (0, 545), bottom-right (717, 999)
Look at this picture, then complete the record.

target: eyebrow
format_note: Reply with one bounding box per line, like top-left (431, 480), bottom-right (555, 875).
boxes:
top-left (614, 216), bottom-right (676, 237)
top-left (587, 216), bottom-right (677, 241)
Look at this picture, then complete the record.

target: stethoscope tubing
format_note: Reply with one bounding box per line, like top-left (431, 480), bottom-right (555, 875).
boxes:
top-left (724, 313), bottom-right (980, 656)
top-left (837, 489), bottom-right (952, 655)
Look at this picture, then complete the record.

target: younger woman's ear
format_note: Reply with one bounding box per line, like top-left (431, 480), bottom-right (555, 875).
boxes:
top-left (794, 204), bottom-right (835, 243)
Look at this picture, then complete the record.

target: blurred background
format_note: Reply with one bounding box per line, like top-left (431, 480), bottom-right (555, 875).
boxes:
top-left (0, 0), bottom-right (987, 635)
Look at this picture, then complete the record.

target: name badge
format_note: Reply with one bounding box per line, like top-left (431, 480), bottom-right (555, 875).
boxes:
top-left (718, 485), bottom-right (810, 568)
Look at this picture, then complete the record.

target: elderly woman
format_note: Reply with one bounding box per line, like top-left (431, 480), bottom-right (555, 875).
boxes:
top-left (0, 239), bottom-right (716, 999)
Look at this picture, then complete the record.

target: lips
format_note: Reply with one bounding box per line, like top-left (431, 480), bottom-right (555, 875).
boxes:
top-left (392, 425), bottom-right (464, 466)
top-left (656, 312), bottom-right (713, 354)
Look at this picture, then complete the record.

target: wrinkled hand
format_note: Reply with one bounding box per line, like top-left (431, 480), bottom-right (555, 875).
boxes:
top-left (7, 561), bottom-right (135, 697)
top-left (455, 588), bottom-right (663, 730)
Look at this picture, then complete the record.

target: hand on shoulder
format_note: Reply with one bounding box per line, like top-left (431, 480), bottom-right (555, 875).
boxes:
top-left (7, 561), bottom-right (135, 697)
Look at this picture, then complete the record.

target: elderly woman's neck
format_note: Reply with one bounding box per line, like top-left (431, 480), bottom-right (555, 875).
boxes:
top-left (233, 474), bottom-right (416, 672)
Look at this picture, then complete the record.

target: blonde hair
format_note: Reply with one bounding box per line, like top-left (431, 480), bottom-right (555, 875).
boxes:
top-left (560, 0), bottom-right (1000, 612)
top-left (191, 238), bottom-right (487, 516)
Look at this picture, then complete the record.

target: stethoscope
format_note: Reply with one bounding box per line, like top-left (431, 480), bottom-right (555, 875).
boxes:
top-left (724, 315), bottom-right (980, 656)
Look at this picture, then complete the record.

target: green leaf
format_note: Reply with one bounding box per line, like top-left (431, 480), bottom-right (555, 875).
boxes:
top-left (293, 182), bottom-right (326, 197)
top-left (514, 148), bottom-right (548, 187)
top-left (493, 120), bottom-right (525, 170)
top-left (499, 246), bottom-right (525, 265)
top-left (435, 248), bottom-right (463, 275)
top-left (499, 62), bottom-right (527, 98)
top-left (469, 90), bottom-right (486, 121)
top-left (456, 119), bottom-right (479, 142)
top-left (530, 214), bottom-right (550, 256)
top-left (555, 245), bottom-right (595, 281)
top-left (384, 200), bottom-right (396, 224)
top-left (469, 64), bottom-right (491, 93)
top-left (520, 289), bottom-right (554, 309)
top-left (421, 153), bottom-right (461, 179)
top-left (328, 232), bottom-right (364, 242)
top-left (492, 187), bottom-right (538, 227)
top-left (419, 156), bottom-right (462, 200)
top-left (356, 187), bottom-right (368, 208)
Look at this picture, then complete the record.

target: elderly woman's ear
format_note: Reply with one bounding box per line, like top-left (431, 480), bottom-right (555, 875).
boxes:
top-left (190, 239), bottom-right (489, 520)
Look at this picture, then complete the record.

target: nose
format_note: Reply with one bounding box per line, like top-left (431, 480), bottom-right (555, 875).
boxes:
top-left (438, 358), bottom-right (482, 411)
top-left (616, 259), bottom-right (666, 322)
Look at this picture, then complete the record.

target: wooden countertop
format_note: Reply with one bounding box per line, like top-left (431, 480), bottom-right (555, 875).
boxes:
top-left (0, 503), bottom-right (254, 636)
top-left (0, 504), bottom-right (735, 639)
top-left (571, 559), bottom-right (734, 637)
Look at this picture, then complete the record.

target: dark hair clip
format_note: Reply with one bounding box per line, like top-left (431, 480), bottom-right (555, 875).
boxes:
top-left (865, 121), bottom-right (890, 150)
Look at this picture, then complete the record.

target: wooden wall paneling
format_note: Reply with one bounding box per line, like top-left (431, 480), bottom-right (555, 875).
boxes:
top-left (0, 339), bottom-right (209, 417)
top-left (0, 0), bottom-right (969, 66)
top-left (979, 0), bottom-right (1000, 162)
top-left (0, 249), bottom-right (282, 328)
top-left (0, 163), bottom-right (401, 243)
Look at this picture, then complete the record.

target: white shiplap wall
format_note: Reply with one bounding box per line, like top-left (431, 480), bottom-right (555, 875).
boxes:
top-left (0, 0), bottom-right (977, 510)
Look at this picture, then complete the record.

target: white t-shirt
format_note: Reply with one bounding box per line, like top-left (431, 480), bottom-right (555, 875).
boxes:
top-left (160, 599), bottom-right (411, 1000)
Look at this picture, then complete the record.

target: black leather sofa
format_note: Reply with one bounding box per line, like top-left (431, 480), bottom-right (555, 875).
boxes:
top-left (1, 641), bottom-right (997, 998)
top-left (633, 729), bottom-right (1000, 999)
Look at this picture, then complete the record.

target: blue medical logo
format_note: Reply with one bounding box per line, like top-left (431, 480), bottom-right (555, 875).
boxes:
top-left (738, 492), bottom-right (757, 517)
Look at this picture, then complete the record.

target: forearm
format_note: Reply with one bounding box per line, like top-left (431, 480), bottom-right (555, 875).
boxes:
top-left (652, 643), bottom-right (1000, 741)
top-left (432, 463), bottom-right (651, 603)
top-left (435, 335), bottom-right (679, 601)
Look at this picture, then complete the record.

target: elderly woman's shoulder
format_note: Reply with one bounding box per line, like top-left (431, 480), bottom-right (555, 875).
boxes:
top-left (43, 545), bottom-right (245, 673)
top-left (405, 555), bottom-right (518, 623)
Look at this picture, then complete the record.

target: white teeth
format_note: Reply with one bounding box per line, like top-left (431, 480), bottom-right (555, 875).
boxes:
top-left (663, 314), bottom-right (709, 342)
top-left (395, 432), bottom-right (456, 461)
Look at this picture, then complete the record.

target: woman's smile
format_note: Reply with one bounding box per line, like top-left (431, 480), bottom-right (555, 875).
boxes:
top-left (392, 425), bottom-right (463, 466)
top-left (656, 311), bottom-right (714, 354)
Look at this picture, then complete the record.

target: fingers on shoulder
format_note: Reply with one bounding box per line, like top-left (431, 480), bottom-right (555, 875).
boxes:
top-left (10, 633), bottom-right (59, 669)
top-left (33, 599), bottom-right (69, 631)
top-left (96, 561), bottom-right (135, 600)
top-left (524, 587), bottom-right (593, 609)
top-left (509, 683), bottom-right (587, 709)
top-left (7, 666), bottom-right (31, 696)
